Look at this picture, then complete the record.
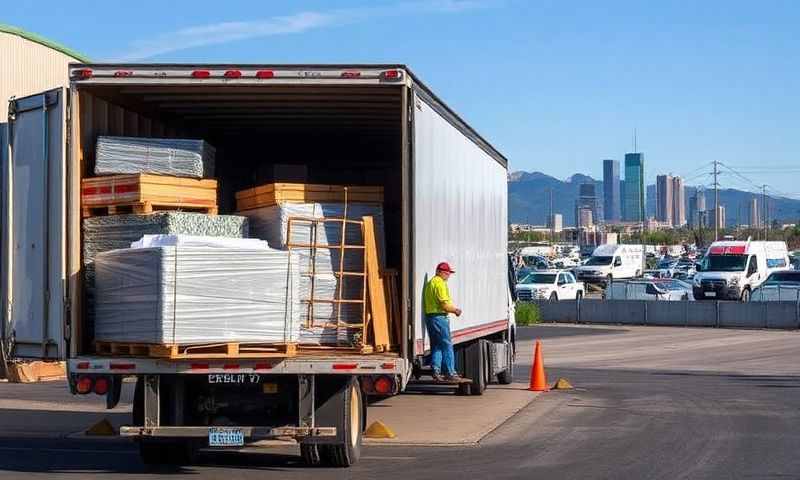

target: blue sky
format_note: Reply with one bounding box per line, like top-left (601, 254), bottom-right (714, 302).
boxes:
top-left (5, 0), bottom-right (799, 197)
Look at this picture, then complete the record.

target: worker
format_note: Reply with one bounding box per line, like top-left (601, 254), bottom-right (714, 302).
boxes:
top-left (423, 262), bottom-right (463, 382)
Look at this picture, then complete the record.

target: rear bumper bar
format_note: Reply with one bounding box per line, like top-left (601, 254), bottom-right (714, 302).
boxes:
top-left (120, 426), bottom-right (336, 440)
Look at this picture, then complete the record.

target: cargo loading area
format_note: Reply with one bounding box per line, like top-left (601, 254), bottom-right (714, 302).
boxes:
top-left (71, 81), bottom-right (407, 357)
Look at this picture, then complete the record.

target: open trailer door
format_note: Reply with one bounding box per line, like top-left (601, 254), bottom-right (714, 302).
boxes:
top-left (2, 88), bottom-right (67, 360)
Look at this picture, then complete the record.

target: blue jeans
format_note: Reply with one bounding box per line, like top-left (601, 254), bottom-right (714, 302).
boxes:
top-left (425, 314), bottom-right (455, 376)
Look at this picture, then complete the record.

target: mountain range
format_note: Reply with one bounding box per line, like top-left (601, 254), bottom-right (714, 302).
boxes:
top-left (509, 171), bottom-right (800, 227)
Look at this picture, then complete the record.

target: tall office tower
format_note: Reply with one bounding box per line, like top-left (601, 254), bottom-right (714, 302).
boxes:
top-left (575, 206), bottom-right (594, 228)
top-left (708, 205), bottom-right (726, 231)
top-left (620, 179), bottom-right (626, 220)
top-left (603, 159), bottom-right (621, 222)
top-left (749, 197), bottom-right (760, 228)
top-left (623, 153), bottom-right (645, 222)
top-left (672, 176), bottom-right (686, 226)
top-left (656, 174), bottom-right (674, 225)
top-left (693, 190), bottom-right (707, 227)
top-left (547, 213), bottom-right (563, 232)
top-left (578, 182), bottom-right (598, 223)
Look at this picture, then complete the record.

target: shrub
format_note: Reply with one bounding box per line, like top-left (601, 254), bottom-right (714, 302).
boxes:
top-left (515, 302), bottom-right (541, 326)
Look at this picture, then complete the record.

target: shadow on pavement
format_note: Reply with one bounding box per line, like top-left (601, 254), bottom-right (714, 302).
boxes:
top-left (517, 324), bottom-right (629, 341)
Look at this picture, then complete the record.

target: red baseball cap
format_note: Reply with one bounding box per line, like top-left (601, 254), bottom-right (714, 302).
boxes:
top-left (436, 262), bottom-right (455, 273)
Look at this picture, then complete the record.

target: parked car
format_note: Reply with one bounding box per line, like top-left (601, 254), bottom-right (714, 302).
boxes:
top-left (655, 258), bottom-right (679, 278)
top-left (751, 271), bottom-right (800, 301)
top-left (606, 279), bottom-right (693, 301)
top-left (516, 270), bottom-right (585, 302)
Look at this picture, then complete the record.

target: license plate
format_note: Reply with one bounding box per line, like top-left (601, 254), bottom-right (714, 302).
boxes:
top-left (209, 427), bottom-right (244, 447)
top-left (705, 291), bottom-right (716, 297)
top-left (208, 373), bottom-right (260, 384)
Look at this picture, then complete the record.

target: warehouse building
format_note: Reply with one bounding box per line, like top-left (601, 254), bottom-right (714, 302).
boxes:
top-left (1, 24), bottom-right (88, 118)
top-left (1, 25), bottom-right (87, 380)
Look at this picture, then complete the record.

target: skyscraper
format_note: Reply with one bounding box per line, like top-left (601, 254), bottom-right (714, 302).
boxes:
top-left (672, 176), bottom-right (686, 226)
top-left (575, 182), bottom-right (597, 228)
top-left (708, 205), bottom-right (726, 231)
top-left (749, 197), bottom-right (760, 228)
top-left (603, 159), bottom-right (621, 222)
top-left (656, 174), bottom-right (673, 225)
top-left (689, 190), bottom-right (707, 228)
top-left (623, 153), bottom-right (645, 223)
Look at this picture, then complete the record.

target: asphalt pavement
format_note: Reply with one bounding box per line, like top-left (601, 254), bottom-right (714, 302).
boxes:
top-left (1, 324), bottom-right (798, 479)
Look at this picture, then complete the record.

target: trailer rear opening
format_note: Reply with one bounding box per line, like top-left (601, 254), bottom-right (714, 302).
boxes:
top-left (4, 65), bottom-right (513, 467)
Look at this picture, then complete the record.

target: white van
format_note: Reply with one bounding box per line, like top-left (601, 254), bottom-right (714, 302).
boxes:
top-left (575, 244), bottom-right (645, 284)
top-left (693, 240), bottom-right (791, 301)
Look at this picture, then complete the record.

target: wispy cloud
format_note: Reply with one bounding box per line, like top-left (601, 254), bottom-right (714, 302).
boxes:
top-left (116, 1), bottom-right (492, 61)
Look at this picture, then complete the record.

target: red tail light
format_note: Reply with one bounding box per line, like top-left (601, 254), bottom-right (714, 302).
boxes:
top-left (224, 70), bottom-right (242, 78)
top-left (373, 376), bottom-right (394, 395)
top-left (76, 362), bottom-right (90, 370)
top-left (255, 70), bottom-right (275, 79)
top-left (360, 376), bottom-right (374, 392)
top-left (93, 377), bottom-right (109, 395)
top-left (192, 70), bottom-right (211, 78)
top-left (74, 68), bottom-right (93, 80)
top-left (382, 69), bottom-right (402, 80)
top-left (341, 71), bottom-right (361, 79)
top-left (333, 363), bottom-right (358, 370)
top-left (76, 376), bottom-right (93, 394)
top-left (114, 70), bottom-right (134, 77)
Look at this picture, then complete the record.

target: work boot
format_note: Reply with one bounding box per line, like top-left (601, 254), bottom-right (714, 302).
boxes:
top-left (431, 371), bottom-right (445, 382)
top-left (444, 373), bottom-right (464, 383)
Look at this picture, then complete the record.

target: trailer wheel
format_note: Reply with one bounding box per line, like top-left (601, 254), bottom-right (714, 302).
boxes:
top-left (497, 340), bottom-right (515, 385)
top-left (465, 340), bottom-right (487, 395)
top-left (320, 377), bottom-right (363, 467)
top-left (300, 444), bottom-right (323, 467)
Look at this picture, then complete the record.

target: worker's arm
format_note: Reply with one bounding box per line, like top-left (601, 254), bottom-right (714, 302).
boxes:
top-left (440, 300), bottom-right (462, 317)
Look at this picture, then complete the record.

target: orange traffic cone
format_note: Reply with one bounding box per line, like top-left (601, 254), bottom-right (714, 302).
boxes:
top-left (529, 340), bottom-right (549, 391)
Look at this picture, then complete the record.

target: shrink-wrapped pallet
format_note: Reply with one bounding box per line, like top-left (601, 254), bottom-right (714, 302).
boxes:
top-left (94, 136), bottom-right (215, 178)
top-left (240, 202), bottom-right (385, 345)
top-left (83, 213), bottom-right (249, 336)
top-left (94, 244), bottom-right (300, 345)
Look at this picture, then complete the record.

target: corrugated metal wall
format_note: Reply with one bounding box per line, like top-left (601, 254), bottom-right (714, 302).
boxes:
top-left (0, 32), bottom-right (78, 119)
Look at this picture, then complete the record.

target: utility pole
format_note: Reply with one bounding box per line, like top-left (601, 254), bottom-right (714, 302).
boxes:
top-left (713, 160), bottom-right (720, 241)
top-left (762, 185), bottom-right (768, 241)
top-left (549, 187), bottom-right (554, 245)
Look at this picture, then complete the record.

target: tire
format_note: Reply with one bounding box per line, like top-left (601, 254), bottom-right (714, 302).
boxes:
top-left (465, 340), bottom-right (487, 395)
top-left (548, 292), bottom-right (558, 302)
top-left (740, 288), bottom-right (751, 302)
top-left (300, 444), bottom-right (323, 467)
top-left (320, 377), bottom-right (363, 468)
top-left (497, 339), bottom-right (514, 385)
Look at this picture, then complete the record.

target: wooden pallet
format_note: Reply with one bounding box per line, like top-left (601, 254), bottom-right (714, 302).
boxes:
top-left (82, 174), bottom-right (218, 217)
top-left (82, 201), bottom-right (218, 218)
top-left (298, 344), bottom-right (375, 355)
top-left (95, 341), bottom-right (297, 359)
top-left (236, 183), bottom-right (383, 211)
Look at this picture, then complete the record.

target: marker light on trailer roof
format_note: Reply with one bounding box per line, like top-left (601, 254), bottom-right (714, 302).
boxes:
top-left (255, 70), bottom-right (275, 79)
top-left (224, 70), bottom-right (242, 78)
top-left (191, 70), bottom-right (211, 78)
top-left (341, 71), bottom-right (361, 78)
top-left (73, 68), bottom-right (93, 79)
top-left (382, 69), bottom-right (403, 80)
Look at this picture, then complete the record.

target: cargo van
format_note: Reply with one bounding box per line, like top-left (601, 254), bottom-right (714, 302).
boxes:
top-left (575, 244), bottom-right (644, 284)
top-left (693, 240), bottom-right (790, 301)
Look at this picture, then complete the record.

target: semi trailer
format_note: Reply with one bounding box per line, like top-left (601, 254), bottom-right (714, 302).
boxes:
top-left (1, 64), bottom-right (514, 467)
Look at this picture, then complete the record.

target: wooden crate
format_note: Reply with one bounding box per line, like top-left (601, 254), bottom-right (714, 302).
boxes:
top-left (82, 174), bottom-right (218, 217)
top-left (95, 341), bottom-right (297, 359)
top-left (236, 183), bottom-right (383, 211)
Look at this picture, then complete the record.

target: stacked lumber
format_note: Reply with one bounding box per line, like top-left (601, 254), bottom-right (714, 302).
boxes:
top-left (82, 174), bottom-right (218, 217)
top-left (236, 183), bottom-right (383, 211)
